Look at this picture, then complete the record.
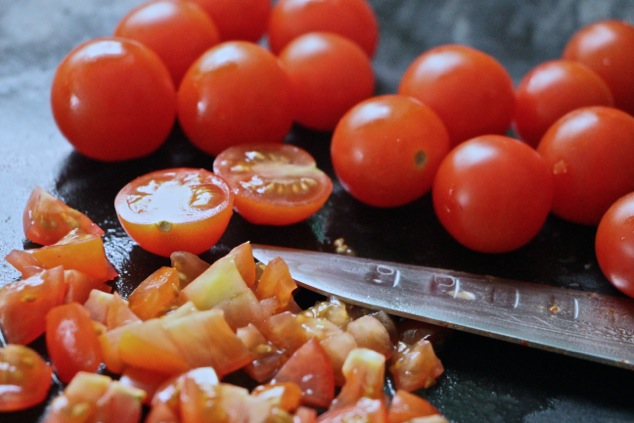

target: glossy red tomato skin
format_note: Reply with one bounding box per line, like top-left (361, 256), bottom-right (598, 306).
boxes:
top-left (177, 41), bottom-right (293, 156)
top-left (399, 44), bottom-right (515, 147)
top-left (433, 135), bottom-right (553, 253)
top-left (563, 20), bottom-right (634, 116)
top-left (46, 302), bottom-right (104, 384)
top-left (513, 60), bottom-right (614, 147)
top-left (114, 0), bottom-right (220, 86)
top-left (213, 144), bottom-right (333, 225)
top-left (278, 32), bottom-right (375, 132)
top-left (268, 0), bottom-right (379, 58)
top-left (51, 37), bottom-right (176, 162)
top-left (187, 0), bottom-right (271, 42)
top-left (114, 168), bottom-right (234, 257)
top-left (537, 106), bottom-right (634, 225)
top-left (595, 192), bottom-right (634, 299)
top-left (0, 344), bottom-right (53, 412)
top-left (331, 95), bottom-right (450, 208)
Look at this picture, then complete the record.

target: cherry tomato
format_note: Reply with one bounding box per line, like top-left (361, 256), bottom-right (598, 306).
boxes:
top-left (0, 344), bottom-right (52, 412)
top-left (595, 192), bottom-right (634, 299)
top-left (268, 0), bottom-right (379, 57)
top-left (177, 41), bottom-right (293, 156)
top-left (51, 37), bottom-right (176, 162)
top-left (187, 0), bottom-right (271, 42)
top-left (331, 95), bottom-right (450, 208)
top-left (114, 0), bottom-right (220, 86)
top-left (46, 302), bottom-right (104, 383)
top-left (398, 44), bottom-right (515, 147)
top-left (212, 143), bottom-right (333, 225)
top-left (537, 106), bottom-right (634, 225)
top-left (563, 20), bottom-right (634, 116)
top-left (114, 168), bottom-right (233, 257)
top-left (433, 135), bottom-right (553, 253)
top-left (23, 186), bottom-right (104, 246)
top-left (513, 60), bottom-right (614, 147)
top-left (278, 32), bottom-right (375, 131)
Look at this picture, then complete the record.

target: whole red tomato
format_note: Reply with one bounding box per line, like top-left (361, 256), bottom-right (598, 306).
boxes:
top-left (595, 192), bottom-right (634, 299)
top-left (331, 95), bottom-right (450, 208)
top-left (433, 135), bottom-right (553, 253)
top-left (537, 106), bottom-right (634, 225)
top-left (51, 37), bottom-right (176, 162)
top-left (563, 20), bottom-right (634, 116)
top-left (399, 44), bottom-right (515, 147)
top-left (187, 0), bottom-right (271, 42)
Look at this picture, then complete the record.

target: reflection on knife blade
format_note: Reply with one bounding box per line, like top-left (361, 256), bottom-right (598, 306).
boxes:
top-left (251, 244), bottom-right (634, 371)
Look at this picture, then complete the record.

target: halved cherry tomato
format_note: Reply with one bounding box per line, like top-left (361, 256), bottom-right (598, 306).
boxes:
top-left (114, 0), bottom-right (221, 86)
top-left (114, 168), bottom-right (233, 257)
top-left (46, 302), bottom-right (104, 383)
top-left (213, 143), bottom-right (333, 225)
top-left (433, 135), bottom-right (553, 253)
top-left (399, 44), bottom-right (515, 147)
top-left (51, 37), bottom-right (176, 162)
top-left (23, 186), bottom-right (104, 246)
top-left (563, 19), bottom-right (634, 116)
top-left (331, 94), bottom-right (450, 208)
top-left (177, 41), bottom-right (293, 156)
top-left (278, 31), bottom-right (375, 131)
top-left (187, 0), bottom-right (271, 42)
top-left (513, 59), bottom-right (614, 147)
top-left (0, 266), bottom-right (66, 345)
top-left (595, 192), bottom-right (634, 299)
top-left (268, 0), bottom-right (379, 58)
top-left (537, 106), bottom-right (634, 225)
top-left (0, 344), bottom-right (52, 412)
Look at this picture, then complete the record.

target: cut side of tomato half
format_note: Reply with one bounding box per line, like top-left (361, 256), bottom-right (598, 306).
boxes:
top-left (114, 167), bottom-right (234, 257)
top-left (213, 144), bottom-right (333, 225)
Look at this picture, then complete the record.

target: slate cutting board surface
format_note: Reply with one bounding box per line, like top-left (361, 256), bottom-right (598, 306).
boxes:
top-left (1, 1), bottom-right (634, 421)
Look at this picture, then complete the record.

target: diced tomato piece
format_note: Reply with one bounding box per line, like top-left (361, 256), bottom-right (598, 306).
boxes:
top-left (330, 348), bottom-right (386, 411)
top-left (105, 292), bottom-right (142, 329)
top-left (346, 315), bottom-right (395, 360)
top-left (63, 269), bottom-right (111, 304)
top-left (318, 330), bottom-right (358, 386)
top-left (0, 266), bottom-right (66, 345)
top-left (236, 323), bottom-right (285, 383)
top-left (0, 344), bottom-right (53, 412)
top-left (46, 302), bottom-right (104, 383)
top-left (252, 382), bottom-right (303, 413)
top-left (4, 249), bottom-right (41, 278)
top-left (23, 186), bottom-right (104, 246)
top-left (146, 402), bottom-right (180, 423)
top-left (226, 241), bottom-right (257, 287)
top-left (272, 337), bottom-right (335, 409)
top-left (318, 397), bottom-right (388, 422)
top-left (119, 366), bottom-right (171, 406)
top-left (128, 266), bottom-right (181, 320)
top-left (170, 251), bottom-right (210, 287)
top-left (294, 406), bottom-right (319, 423)
top-left (387, 390), bottom-right (440, 423)
top-left (255, 256), bottom-right (298, 312)
top-left (389, 339), bottom-right (444, 392)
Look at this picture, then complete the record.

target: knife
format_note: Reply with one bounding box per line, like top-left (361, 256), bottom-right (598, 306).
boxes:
top-left (251, 244), bottom-right (634, 370)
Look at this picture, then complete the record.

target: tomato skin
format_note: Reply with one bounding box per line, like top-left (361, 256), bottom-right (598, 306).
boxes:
top-left (114, 168), bottom-right (234, 257)
top-left (331, 94), bottom-right (450, 208)
top-left (563, 20), bottom-right (634, 116)
top-left (595, 192), bottom-right (634, 299)
top-left (433, 135), bottom-right (553, 253)
top-left (268, 0), bottom-right (379, 57)
top-left (278, 31), bottom-right (375, 131)
top-left (114, 0), bottom-right (221, 86)
top-left (187, 0), bottom-right (271, 42)
top-left (399, 44), bottom-right (515, 147)
top-left (23, 186), bottom-right (104, 246)
top-left (513, 60), bottom-right (614, 147)
top-left (46, 302), bottom-right (104, 384)
top-left (177, 41), bottom-right (293, 156)
top-left (51, 37), bottom-right (176, 162)
top-left (213, 144), bottom-right (333, 225)
top-left (0, 344), bottom-right (53, 412)
top-left (537, 106), bottom-right (634, 225)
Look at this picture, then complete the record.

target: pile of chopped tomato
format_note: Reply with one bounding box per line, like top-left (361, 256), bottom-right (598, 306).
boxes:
top-left (0, 187), bottom-right (447, 422)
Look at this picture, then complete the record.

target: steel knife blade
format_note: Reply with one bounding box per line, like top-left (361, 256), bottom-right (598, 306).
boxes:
top-left (251, 244), bottom-right (634, 370)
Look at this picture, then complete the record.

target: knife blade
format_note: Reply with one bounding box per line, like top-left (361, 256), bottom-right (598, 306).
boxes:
top-left (251, 244), bottom-right (634, 370)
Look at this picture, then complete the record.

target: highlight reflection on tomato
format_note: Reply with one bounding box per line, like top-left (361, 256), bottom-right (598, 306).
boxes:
top-left (114, 168), bottom-right (233, 257)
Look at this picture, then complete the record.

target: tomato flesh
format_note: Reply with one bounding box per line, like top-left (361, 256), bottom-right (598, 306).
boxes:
top-left (114, 168), bottom-right (233, 257)
top-left (0, 344), bottom-right (53, 412)
top-left (213, 143), bottom-right (333, 225)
